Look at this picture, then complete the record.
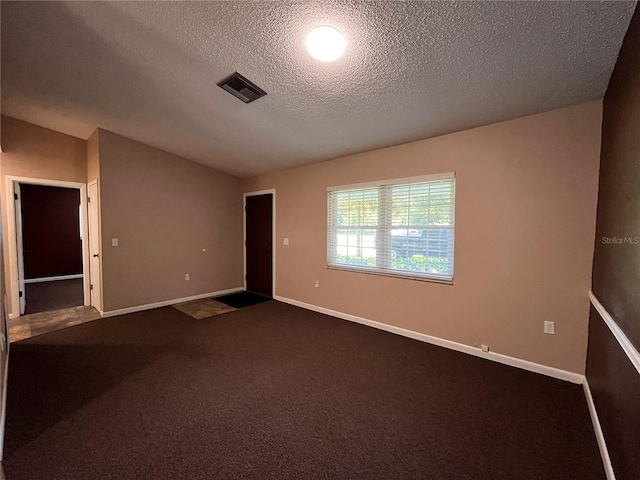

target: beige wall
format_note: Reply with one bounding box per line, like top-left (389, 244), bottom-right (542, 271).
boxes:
top-left (0, 116), bottom-right (88, 313)
top-left (243, 102), bottom-right (602, 373)
top-left (0, 116), bottom-right (87, 183)
top-left (87, 130), bottom-right (100, 182)
top-left (1, 117), bottom-right (243, 315)
top-left (97, 130), bottom-right (243, 312)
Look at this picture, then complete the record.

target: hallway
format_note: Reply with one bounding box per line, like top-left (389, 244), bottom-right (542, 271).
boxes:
top-left (24, 278), bottom-right (84, 315)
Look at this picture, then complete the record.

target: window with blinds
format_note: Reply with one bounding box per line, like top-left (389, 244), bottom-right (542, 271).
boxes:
top-left (327, 173), bottom-right (455, 283)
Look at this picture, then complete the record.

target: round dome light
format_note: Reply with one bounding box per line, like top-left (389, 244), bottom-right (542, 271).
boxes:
top-left (306, 25), bottom-right (346, 62)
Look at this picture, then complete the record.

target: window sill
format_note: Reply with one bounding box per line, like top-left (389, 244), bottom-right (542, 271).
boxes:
top-left (326, 264), bottom-right (454, 285)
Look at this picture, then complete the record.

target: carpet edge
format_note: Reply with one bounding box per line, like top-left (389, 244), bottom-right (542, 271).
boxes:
top-left (102, 287), bottom-right (244, 318)
top-left (273, 294), bottom-right (585, 384)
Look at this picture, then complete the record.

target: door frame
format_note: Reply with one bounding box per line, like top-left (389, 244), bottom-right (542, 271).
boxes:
top-left (4, 176), bottom-right (90, 319)
top-left (87, 179), bottom-right (104, 313)
top-left (243, 189), bottom-right (276, 297)
top-left (14, 183), bottom-right (26, 315)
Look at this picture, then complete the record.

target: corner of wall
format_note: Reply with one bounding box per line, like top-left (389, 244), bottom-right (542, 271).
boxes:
top-left (86, 129), bottom-right (101, 183)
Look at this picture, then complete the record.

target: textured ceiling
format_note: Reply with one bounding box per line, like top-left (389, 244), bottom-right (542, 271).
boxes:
top-left (1, 1), bottom-right (636, 178)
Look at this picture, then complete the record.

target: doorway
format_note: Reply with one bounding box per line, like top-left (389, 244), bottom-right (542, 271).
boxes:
top-left (5, 176), bottom-right (90, 319)
top-left (16, 183), bottom-right (84, 315)
top-left (244, 191), bottom-right (275, 297)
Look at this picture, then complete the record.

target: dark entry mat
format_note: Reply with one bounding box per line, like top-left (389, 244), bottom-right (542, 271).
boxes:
top-left (213, 291), bottom-right (271, 309)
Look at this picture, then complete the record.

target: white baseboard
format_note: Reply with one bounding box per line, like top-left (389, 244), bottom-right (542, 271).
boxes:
top-left (583, 380), bottom-right (616, 479)
top-left (101, 287), bottom-right (244, 318)
top-left (24, 274), bottom-right (83, 284)
top-left (274, 295), bottom-right (584, 384)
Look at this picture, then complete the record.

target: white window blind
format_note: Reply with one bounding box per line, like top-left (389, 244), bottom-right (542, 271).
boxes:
top-left (327, 173), bottom-right (455, 283)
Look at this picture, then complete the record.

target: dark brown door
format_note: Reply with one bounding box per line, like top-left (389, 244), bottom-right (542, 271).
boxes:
top-left (245, 194), bottom-right (273, 297)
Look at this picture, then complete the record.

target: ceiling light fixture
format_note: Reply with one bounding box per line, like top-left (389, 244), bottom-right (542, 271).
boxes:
top-left (306, 25), bottom-right (346, 62)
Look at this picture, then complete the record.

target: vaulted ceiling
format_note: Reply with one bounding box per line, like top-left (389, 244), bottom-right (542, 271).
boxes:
top-left (1, 1), bottom-right (636, 177)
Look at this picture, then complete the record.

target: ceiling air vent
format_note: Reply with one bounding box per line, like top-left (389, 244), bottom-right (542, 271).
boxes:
top-left (218, 72), bottom-right (267, 104)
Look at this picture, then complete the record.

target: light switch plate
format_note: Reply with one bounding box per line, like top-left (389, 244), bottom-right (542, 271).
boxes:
top-left (544, 321), bottom-right (555, 335)
top-left (283, 238), bottom-right (289, 246)
top-left (112, 238), bottom-right (119, 247)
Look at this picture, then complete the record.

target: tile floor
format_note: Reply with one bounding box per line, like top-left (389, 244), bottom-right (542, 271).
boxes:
top-left (8, 297), bottom-right (237, 343)
top-left (9, 306), bottom-right (102, 343)
top-left (172, 299), bottom-right (236, 319)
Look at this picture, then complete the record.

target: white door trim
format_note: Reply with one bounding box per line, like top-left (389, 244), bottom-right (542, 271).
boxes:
top-left (243, 189), bottom-right (276, 297)
top-left (87, 179), bottom-right (104, 313)
top-left (14, 183), bottom-right (26, 315)
top-left (5, 176), bottom-right (90, 319)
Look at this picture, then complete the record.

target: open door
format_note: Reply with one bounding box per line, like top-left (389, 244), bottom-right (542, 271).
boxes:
top-left (87, 181), bottom-right (102, 312)
top-left (245, 193), bottom-right (273, 297)
top-left (14, 183), bottom-right (25, 315)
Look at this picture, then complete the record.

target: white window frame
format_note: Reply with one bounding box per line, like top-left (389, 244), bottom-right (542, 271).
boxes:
top-left (327, 172), bottom-right (456, 284)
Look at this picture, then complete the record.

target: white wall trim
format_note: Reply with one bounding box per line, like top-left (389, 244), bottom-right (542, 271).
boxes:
top-left (24, 274), bottom-right (83, 284)
top-left (243, 189), bottom-right (276, 297)
top-left (583, 379), bottom-right (616, 480)
top-left (274, 295), bottom-right (584, 384)
top-left (101, 287), bottom-right (243, 318)
top-left (589, 291), bottom-right (640, 376)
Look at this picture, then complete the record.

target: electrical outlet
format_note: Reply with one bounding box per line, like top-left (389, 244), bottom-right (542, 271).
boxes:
top-left (185, 274), bottom-right (190, 281)
top-left (314, 280), bottom-right (319, 288)
top-left (544, 321), bottom-right (555, 335)
top-left (480, 344), bottom-right (490, 352)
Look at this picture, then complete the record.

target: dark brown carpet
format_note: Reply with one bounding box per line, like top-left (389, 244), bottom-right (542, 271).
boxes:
top-left (24, 278), bottom-right (84, 314)
top-left (4, 301), bottom-right (604, 479)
